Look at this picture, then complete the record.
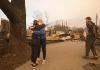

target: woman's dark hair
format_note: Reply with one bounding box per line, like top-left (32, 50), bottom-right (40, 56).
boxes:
top-left (33, 20), bottom-right (38, 25)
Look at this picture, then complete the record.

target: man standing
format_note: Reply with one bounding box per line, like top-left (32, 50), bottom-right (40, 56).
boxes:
top-left (84, 17), bottom-right (98, 59)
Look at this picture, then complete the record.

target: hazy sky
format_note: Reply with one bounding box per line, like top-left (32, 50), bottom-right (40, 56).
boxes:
top-left (0, 0), bottom-right (100, 27)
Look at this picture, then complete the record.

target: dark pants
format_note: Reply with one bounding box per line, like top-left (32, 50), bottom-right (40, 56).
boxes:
top-left (31, 34), bottom-right (40, 64)
top-left (38, 38), bottom-right (46, 60)
top-left (31, 44), bottom-right (38, 64)
top-left (86, 35), bottom-right (97, 56)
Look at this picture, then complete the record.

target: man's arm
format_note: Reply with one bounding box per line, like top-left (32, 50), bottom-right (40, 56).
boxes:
top-left (92, 23), bottom-right (98, 38)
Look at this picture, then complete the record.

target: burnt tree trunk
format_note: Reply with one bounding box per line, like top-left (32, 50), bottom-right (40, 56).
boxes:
top-left (0, 0), bottom-right (26, 41)
top-left (0, 0), bottom-right (31, 70)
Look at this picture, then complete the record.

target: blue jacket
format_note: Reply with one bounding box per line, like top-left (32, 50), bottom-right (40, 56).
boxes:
top-left (33, 28), bottom-right (46, 39)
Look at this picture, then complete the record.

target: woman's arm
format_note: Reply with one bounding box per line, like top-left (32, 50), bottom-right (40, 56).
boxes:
top-left (29, 25), bottom-right (35, 30)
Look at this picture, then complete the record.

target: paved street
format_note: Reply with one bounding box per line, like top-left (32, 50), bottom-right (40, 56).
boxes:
top-left (15, 41), bottom-right (99, 70)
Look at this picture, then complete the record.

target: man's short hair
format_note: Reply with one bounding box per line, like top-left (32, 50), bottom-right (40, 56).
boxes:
top-left (85, 17), bottom-right (92, 20)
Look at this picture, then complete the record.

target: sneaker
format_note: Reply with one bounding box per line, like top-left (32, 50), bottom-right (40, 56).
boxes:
top-left (42, 60), bottom-right (46, 64)
top-left (36, 58), bottom-right (41, 64)
top-left (32, 63), bottom-right (38, 69)
top-left (91, 56), bottom-right (98, 60)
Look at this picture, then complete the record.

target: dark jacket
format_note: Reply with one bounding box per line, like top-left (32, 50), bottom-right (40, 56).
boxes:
top-left (86, 21), bottom-right (98, 38)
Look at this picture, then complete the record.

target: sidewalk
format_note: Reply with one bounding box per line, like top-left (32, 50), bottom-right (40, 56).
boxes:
top-left (15, 41), bottom-right (100, 70)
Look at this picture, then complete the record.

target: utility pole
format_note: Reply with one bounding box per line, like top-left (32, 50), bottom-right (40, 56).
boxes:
top-left (45, 11), bottom-right (49, 24)
top-left (96, 14), bottom-right (98, 25)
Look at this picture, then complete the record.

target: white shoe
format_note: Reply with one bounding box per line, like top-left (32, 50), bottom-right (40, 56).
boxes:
top-left (32, 63), bottom-right (38, 69)
top-left (36, 58), bottom-right (41, 64)
top-left (36, 60), bottom-right (39, 64)
top-left (42, 60), bottom-right (46, 64)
